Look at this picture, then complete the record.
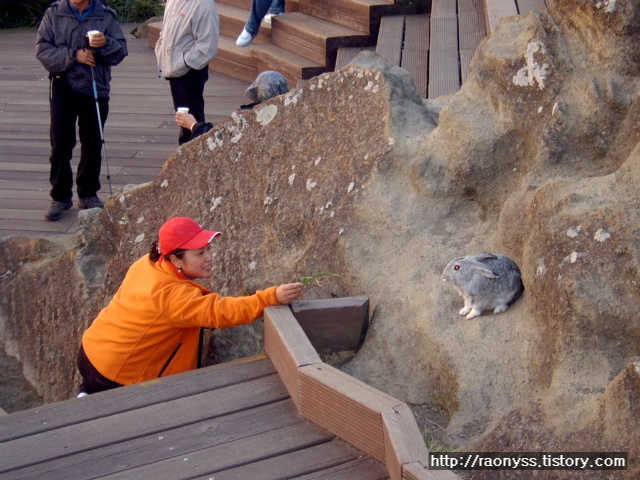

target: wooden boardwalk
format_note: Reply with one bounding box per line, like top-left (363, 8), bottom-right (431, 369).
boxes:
top-left (336, 0), bottom-right (547, 98)
top-left (0, 25), bottom-right (250, 239)
top-left (0, 302), bottom-right (451, 480)
top-left (0, 353), bottom-right (389, 480)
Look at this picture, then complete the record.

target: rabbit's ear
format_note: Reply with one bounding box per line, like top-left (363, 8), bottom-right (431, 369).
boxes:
top-left (470, 264), bottom-right (499, 278)
top-left (472, 253), bottom-right (498, 263)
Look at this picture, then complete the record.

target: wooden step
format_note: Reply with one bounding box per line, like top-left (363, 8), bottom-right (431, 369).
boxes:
top-left (271, 12), bottom-right (370, 68)
top-left (216, 0), bottom-right (259, 11)
top-left (299, 0), bottom-right (398, 35)
top-left (217, 3), bottom-right (272, 46)
top-left (250, 42), bottom-right (327, 86)
top-left (217, 0), bottom-right (300, 14)
top-left (209, 36), bottom-right (258, 84)
top-left (146, 11), bottom-right (271, 50)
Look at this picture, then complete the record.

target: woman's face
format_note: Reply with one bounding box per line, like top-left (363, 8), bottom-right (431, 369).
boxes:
top-left (173, 244), bottom-right (214, 279)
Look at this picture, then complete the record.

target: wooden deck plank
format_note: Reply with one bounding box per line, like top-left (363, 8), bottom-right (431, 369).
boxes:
top-left (292, 457), bottom-right (390, 479)
top-left (190, 439), bottom-right (368, 480)
top-left (484, 0), bottom-right (518, 33)
top-left (0, 349), bottom-right (388, 480)
top-left (91, 422), bottom-right (333, 480)
top-left (7, 400), bottom-right (310, 480)
top-left (0, 354), bottom-right (276, 443)
top-left (516, 0), bottom-right (547, 14)
top-left (401, 14), bottom-right (430, 98)
top-left (375, 15), bottom-right (405, 67)
top-left (430, 0), bottom-right (458, 19)
top-left (403, 14), bottom-right (430, 54)
top-left (0, 374), bottom-right (289, 473)
top-left (428, 0), bottom-right (460, 98)
top-left (458, 0), bottom-right (486, 82)
top-left (402, 49), bottom-right (429, 99)
top-left (458, 0), bottom-right (487, 82)
top-left (335, 46), bottom-right (367, 69)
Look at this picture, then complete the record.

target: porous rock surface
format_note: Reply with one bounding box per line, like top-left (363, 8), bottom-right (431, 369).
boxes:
top-left (0, 0), bottom-right (639, 476)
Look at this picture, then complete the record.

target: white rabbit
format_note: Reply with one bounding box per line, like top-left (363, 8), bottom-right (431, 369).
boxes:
top-left (442, 253), bottom-right (524, 319)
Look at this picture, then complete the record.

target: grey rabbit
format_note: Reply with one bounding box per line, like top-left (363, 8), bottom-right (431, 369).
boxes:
top-left (441, 253), bottom-right (524, 319)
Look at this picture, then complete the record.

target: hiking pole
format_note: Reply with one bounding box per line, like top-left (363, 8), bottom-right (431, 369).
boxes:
top-left (90, 65), bottom-right (113, 195)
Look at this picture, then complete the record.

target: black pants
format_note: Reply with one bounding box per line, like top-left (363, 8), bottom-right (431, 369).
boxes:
top-left (169, 66), bottom-right (208, 145)
top-left (49, 75), bottom-right (108, 202)
top-left (77, 344), bottom-right (122, 394)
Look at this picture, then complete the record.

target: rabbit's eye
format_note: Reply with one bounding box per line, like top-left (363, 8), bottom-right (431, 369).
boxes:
top-left (454, 265), bottom-right (460, 270)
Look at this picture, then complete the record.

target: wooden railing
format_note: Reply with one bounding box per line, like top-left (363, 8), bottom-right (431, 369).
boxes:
top-left (264, 302), bottom-right (460, 480)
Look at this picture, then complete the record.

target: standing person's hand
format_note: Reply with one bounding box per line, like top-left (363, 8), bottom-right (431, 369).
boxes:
top-left (276, 283), bottom-right (304, 304)
top-left (76, 48), bottom-right (95, 67)
top-left (176, 112), bottom-right (198, 130)
top-left (88, 32), bottom-right (107, 48)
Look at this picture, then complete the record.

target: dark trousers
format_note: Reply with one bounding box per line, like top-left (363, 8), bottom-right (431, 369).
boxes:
top-left (49, 75), bottom-right (108, 202)
top-left (169, 66), bottom-right (208, 145)
top-left (77, 344), bottom-right (122, 394)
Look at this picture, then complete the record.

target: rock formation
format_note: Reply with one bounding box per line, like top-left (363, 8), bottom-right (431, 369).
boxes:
top-left (0, 0), bottom-right (638, 477)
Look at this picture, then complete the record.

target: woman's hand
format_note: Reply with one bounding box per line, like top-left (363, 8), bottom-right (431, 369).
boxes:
top-left (175, 112), bottom-right (197, 130)
top-left (276, 283), bottom-right (304, 304)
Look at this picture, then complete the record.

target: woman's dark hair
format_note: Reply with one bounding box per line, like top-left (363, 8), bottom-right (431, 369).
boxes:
top-left (149, 241), bottom-right (186, 262)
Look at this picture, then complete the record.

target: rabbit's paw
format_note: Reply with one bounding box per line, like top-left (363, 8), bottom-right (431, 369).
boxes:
top-left (493, 304), bottom-right (509, 314)
top-left (459, 306), bottom-right (472, 316)
top-left (465, 309), bottom-right (482, 320)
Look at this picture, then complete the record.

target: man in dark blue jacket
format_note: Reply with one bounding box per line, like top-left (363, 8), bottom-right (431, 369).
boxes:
top-left (36, 0), bottom-right (127, 221)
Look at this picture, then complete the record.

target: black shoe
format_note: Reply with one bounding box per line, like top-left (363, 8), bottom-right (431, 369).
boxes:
top-left (44, 200), bottom-right (73, 221)
top-left (78, 196), bottom-right (105, 210)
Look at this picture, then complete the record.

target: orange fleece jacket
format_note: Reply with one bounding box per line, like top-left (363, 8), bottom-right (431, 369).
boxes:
top-left (82, 254), bottom-right (279, 385)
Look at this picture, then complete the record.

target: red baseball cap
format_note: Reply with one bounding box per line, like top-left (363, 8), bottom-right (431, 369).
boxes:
top-left (159, 217), bottom-right (221, 256)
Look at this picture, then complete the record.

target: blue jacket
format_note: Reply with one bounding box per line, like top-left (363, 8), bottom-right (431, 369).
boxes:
top-left (36, 0), bottom-right (128, 97)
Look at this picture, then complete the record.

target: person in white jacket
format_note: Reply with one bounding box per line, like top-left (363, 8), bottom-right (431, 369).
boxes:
top-left (155, 0), bottom-right (219, 145)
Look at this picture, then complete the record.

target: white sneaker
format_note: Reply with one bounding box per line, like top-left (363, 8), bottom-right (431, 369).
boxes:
top-left (264, 13), bottom-right (281, 25)
top-left (236, 28), bottom-right (255, 47)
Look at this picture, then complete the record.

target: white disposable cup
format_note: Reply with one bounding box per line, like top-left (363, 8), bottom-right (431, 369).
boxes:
top-left (87, 30), bottom-right (100, 41)
top-left (177, 107), bottom-right (189, 114)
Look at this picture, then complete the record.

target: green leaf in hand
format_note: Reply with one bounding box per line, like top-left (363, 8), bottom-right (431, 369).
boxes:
top-left (300, 273), bottom-right (341, 286)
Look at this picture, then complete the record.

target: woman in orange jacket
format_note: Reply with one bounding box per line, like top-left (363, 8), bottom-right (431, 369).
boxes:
top-left (77, 216), bottom-right (304, 395)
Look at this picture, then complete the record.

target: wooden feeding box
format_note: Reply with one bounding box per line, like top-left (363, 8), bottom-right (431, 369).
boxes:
top-left (290, 296), bottom-right (370, 360)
